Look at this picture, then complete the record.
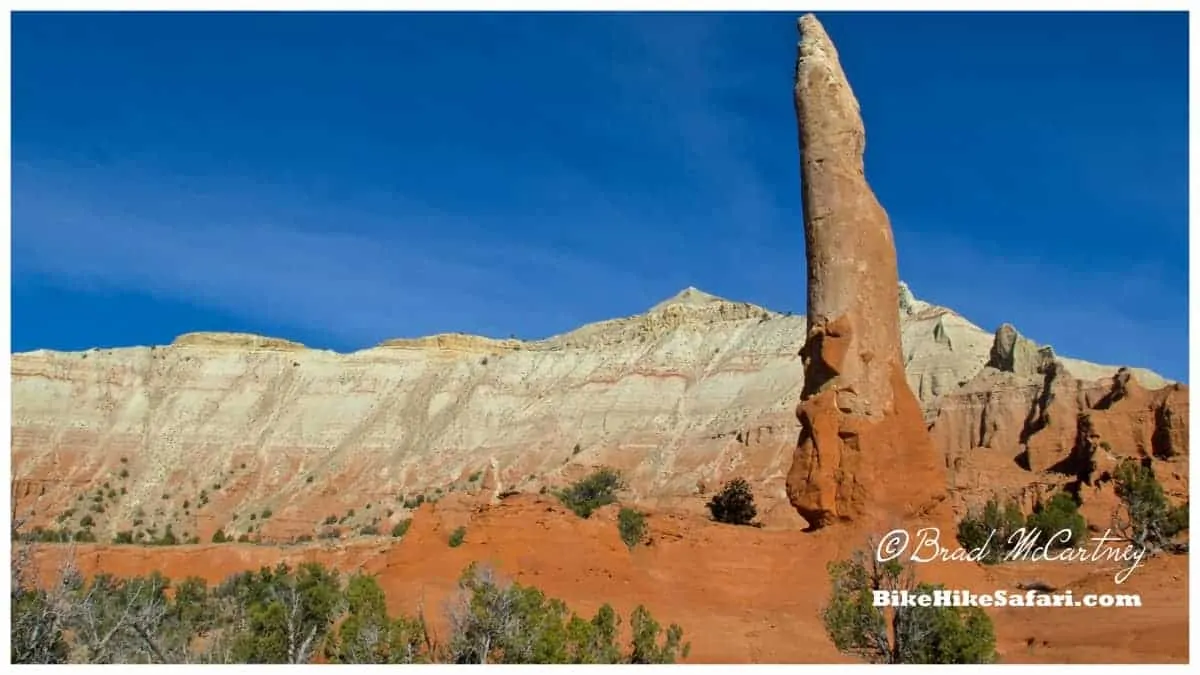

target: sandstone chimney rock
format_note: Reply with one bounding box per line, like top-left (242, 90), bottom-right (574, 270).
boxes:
top-left (786, 14), bottom-right (945, 529)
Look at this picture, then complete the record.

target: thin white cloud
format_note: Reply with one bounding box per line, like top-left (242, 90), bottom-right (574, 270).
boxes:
top-left (11, 164), bottom-right (661, 346)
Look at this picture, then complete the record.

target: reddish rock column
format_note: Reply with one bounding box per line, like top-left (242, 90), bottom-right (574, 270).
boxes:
top-left (786, 14), bottom-right (945, 529)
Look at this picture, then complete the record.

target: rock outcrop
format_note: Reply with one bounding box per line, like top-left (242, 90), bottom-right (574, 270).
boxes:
top-left (10, 283), bottom-right (1182, 542)
top-left (785, 14), bottom-right (945, 528)
top-left (929, 322), bottom-right (1189, 522)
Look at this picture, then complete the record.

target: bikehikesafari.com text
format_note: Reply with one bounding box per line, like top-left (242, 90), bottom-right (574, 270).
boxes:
top-left (874, 589), bottom-right (1142, 608)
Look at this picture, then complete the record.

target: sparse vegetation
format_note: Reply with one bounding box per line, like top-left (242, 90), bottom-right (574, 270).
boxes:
top-left (212, 530), bottom-right (227, 544)
top-left (705, 478), bottom-right (758, 526)
top-left (391, 519), bottom-right (412, 538)
top-left (618, 507), bottom-right (647, 549)
top-left (1113, 458), bottom-right (1189, 552)
top-left (823, 541), bottom-right (997, 664)
top-left (448, 526), bottom-right (467, 548)
top-left (555, 467), bottom-right (624, 519)
top-left (12, 544), bottom-right (698, 665)
top-left (260, 509), bottom-right (273, 520)
top-left (324, 515), bottom-right (338, 526)
top-left (468, 471), bottom-right (482, 482)
top-left (1025, 491), bottom-right (1086, 548)
top-left (956, 496), bottom-right (1026, 564)
top-left (443, 563), bottom-right (689, 664)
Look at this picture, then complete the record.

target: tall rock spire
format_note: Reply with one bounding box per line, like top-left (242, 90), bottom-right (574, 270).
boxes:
top-left (786, 14), bottom-right (945, 529)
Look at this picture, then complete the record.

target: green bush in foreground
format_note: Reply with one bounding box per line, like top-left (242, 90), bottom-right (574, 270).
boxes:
top-left (955, 497), bottom-right (1025, 564)
top-left (445, 562), bottom-right (689, 664)
top-left (11, 550), bottom-right (690, 664)
top-left (1025, 491), bottom-right (1086, 547)
top-left (1113, 458), bottom-right (1189, 551)
top-left (823, 544), bottom-right (997, 664)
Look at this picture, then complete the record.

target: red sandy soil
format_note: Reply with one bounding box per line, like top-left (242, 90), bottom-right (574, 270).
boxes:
top-left (22, 492), bottom-right (1188, 664)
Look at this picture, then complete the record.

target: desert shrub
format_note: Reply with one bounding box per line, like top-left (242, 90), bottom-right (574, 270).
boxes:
top-left (324, 515), bottom-right (338, 525)
top-left (80, 515), bottom-right (95, 529)
top-left (468, 471), bottom-right (482, 482)
top-left (448, 526), bottom-right (467, 548)
top-left (823, 544), bottom-right (997, 664)
top-left (212, 530), bottom-right (227, 544)
top-left (261, 509), bottom-right (273, 520)
top-left (325, 572), bottom-right (430, 663)
top-left (705, 478), bottom-right (757, 526)
top-left (1025, 491), bottom-right (1086, 548)
top-left (16, 527), bottom-right (75, 543)
top-left (956, 496), bottom-right (1025, 564)
top-left (391, 519), bottom-right (412, 538)
top-left (359, 525), bottom-right (380, 537)
top-left (119, 469), bottom-right (129, 479)
top-left (220, 562), bottom-right (345, 663)
top-left (1113, 458), bottom-right (1189, 552)
top-left (444, 563), bottom-right (688, 664)
top-left (112, 531), bottom-right (134, 545)
top-left (618, 507), bottom-right (647, 549)
top-left (555, 467), bottom-right (624, 519)
top-left (9, 543), bottom-right (689, 666)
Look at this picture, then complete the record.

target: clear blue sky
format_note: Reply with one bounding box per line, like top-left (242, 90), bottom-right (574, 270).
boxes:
top-left (12, 12), bottom-right (1189, 382)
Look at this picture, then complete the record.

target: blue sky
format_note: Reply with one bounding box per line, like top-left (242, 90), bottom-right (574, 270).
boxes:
top-left (11, 12), bottom-right (1189, 382)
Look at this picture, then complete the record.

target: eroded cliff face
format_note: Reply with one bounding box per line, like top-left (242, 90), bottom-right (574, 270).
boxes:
top-left (11, 282), bottom-right (1180, 543)
top-left (930, 323), bottom-right (1189, 522)
top-left (786, 14), bottom-right (945, 529)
